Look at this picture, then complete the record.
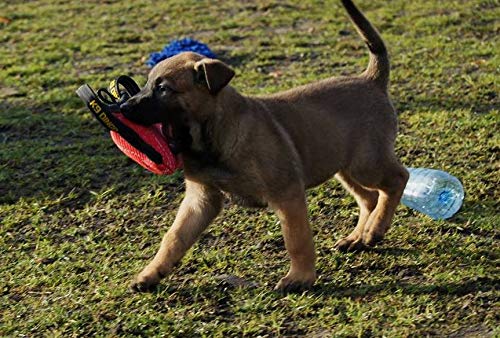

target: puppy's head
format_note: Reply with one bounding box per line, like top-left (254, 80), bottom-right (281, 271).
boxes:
top-left (120, 52), bottom-right (235, 150)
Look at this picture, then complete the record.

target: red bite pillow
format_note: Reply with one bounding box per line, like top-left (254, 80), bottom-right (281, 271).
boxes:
top-left (76, 77), bottom-right (182, 175)
top-left (110, 113), bottom-right (182, 175)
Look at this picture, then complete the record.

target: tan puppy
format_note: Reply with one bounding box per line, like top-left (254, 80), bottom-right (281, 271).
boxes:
top-left (121, 0), bottom-right (409, 292)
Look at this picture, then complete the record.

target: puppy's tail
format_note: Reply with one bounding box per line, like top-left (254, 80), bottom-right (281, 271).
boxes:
top-left (341, 0), bottom-right (389, 88)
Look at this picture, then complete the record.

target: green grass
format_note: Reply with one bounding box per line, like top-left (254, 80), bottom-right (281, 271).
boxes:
top-left (1, 0), bottom-right (498, 336)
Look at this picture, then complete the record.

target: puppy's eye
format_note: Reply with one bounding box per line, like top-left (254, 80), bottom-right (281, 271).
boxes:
top-left (156, 82), bottom-right (179, 94)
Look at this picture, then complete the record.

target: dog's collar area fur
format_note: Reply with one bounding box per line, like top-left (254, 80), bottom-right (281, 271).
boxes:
top-left (182, 120), bottom-right (222, 167)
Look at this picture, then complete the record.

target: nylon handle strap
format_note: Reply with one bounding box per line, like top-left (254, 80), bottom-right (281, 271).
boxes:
top-left (76, 80), bottom-right (163, 164)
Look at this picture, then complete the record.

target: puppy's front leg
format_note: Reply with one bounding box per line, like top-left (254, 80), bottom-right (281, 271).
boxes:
top-left (271, 192), bottom-right (317, 292)
top-left (131, 180), bottom-right (222, 292)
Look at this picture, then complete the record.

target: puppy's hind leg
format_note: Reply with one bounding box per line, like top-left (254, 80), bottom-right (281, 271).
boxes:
top-left (361, 163), bottom-right (408, 246)
top-left (334, 171), bottom-right (379, 252)
top-left (131, 180), bottom-right (223, 292)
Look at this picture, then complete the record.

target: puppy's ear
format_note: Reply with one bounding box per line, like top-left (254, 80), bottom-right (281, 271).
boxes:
top-left (194, 59), bottom-right (235, 94)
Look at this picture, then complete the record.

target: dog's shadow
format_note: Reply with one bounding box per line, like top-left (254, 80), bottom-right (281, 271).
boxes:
top-left (142, 267), bottom-right (497, 304)
top-left (311, 275), bottom-right (498, 299)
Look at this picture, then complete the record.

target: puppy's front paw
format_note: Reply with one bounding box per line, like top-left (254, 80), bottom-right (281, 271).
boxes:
top-left (130, 268), bottom-right (162, 292)
top-left (274, 270), bottom-right (316, 293)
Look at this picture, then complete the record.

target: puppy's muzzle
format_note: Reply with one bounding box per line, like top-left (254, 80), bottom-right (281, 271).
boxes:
top-left (120, 93), bottom-right (161, 126)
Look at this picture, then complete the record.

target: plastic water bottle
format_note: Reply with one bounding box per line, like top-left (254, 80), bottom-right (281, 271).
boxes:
top-left (401, 168), bottom-right (464, 220)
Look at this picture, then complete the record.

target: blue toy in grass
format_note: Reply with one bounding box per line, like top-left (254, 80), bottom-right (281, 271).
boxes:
top-left (146, 38), bottom-right (217, 67)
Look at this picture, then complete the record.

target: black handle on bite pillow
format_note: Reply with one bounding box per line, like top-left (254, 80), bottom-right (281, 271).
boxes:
top-left (76, 82), bottom-right (163, 165)
top-left (109, 75), bottom-right (141, 101)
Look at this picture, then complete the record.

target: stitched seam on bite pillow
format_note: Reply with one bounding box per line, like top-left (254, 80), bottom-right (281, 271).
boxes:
top-left (118, 118), bottom-right (175, 170)
top-left (118, 136), bottom-right (164, 174)
top-left (139, 124), bottom-right (177, 172)
top-left (109, 115), bottom-right (179, 174)
top-left (153, 124), bottom-right (177, 169)
top-left (110, 131), bottom-right (170, 175)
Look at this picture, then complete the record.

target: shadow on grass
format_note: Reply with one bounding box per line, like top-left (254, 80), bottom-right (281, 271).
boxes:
top-left (136, 271), bottom-right (498, 305)
top-left (313, 275), bottom-right (498, 299)
top-left (217, 50), bottom-right (253, 68)
top-left (415, 199), bottom-right (500, 240)
top-left (395, 93), bottom-right (497, 115)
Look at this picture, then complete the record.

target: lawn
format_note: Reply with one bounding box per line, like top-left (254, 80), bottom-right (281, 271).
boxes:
top-left (0, 0), bottom-right (498, 336)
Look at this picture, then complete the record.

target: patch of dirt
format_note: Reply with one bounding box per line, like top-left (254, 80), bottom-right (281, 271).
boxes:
top-left (448, 324), bottom-right (493, 338)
